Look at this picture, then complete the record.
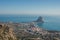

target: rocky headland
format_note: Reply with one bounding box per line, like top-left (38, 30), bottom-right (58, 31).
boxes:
top-left (34, 16), bottom-right (44, 23)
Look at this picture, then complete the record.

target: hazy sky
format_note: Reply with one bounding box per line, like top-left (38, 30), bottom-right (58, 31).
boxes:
top-left (0, 0), bottom-right (60, 15)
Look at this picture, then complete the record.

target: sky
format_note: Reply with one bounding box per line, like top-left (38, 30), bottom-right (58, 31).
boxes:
top-left (0, 0), bottom-right (60, 15)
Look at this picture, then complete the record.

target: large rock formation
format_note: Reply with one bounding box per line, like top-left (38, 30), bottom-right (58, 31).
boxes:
top-left (0, 24), bottom-right (17, 40)
top-left (36, 16), bottom-right (44, 23)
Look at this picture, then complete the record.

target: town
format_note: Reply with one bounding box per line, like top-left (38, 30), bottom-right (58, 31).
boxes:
top-left (0, 21), bottom-right (60, 40)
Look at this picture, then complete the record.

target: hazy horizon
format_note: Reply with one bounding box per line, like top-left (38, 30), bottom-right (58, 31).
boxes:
top-left (0, 0), bottom-right (60, 16)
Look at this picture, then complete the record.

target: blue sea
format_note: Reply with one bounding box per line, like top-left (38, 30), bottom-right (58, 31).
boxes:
top-left (0, 14), bottom-right (60, 31)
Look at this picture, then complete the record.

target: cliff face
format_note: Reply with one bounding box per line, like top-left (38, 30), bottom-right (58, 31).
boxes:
top-left (36, 16), bottom-right (44, 23)
top-left (0, 24), bottom-right (17, 40)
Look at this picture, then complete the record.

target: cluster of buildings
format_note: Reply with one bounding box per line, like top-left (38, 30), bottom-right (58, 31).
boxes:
top-left (0, 16), bottom-right (60, 40)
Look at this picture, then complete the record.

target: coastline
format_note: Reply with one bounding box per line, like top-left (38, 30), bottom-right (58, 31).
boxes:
top-left (0, 22), bottom-right (60, 40)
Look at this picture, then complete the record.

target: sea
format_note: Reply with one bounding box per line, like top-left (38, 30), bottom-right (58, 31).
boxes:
top-left (0, 14), bottom-right (60, 31)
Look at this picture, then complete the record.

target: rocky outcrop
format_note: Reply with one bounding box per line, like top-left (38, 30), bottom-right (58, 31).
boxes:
top-left (0, 24), bottom-right (17, 40)
top-left (36, 16), bottom-right (44, 23)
